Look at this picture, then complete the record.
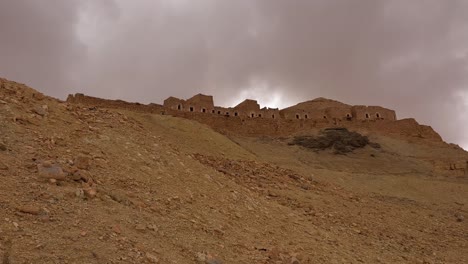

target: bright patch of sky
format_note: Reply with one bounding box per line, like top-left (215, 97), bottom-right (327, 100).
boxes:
top-left (227, 80), bottom-right (295, 109)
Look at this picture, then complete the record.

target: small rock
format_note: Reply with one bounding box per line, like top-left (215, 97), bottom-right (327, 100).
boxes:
top-left (17, 205), bottom-right (42, 215)
top-left (84, 188), bottom-right (97, 199)
top-left (0, 142), bottom-right (6, 151)
top-left (74, 155), bottom-right (91, 170)
top-left (206, 258), bottom-right (223, 264)
top-left (196, 252), bottom-right (207, 262)
top-left (33, 106), bottom-right (47, 116)
top-left (135, 224), bottom-right (146, 232)
top-left (41, 160), bottom-right (53, 168)
top-left (455, 213), bottom-right (464, 222)
top-left (145, 253), bottom-right (159, 263)
top-left (290, 257), bottom-right (300, 264)
top-left (33, 93), bottom-right (45, 100)
top-left (0, 161), bottom-right (8, 170)
top-left (196, 252), bottom-right (222, 264)
top-left (37, 163), bottom-right (66, 181)
top-left (147, 224), bottom-right (158, 232)
top-left (74, 189), bottom-right (83, 198)
top-left (112, 224), bottom-right (122, 234)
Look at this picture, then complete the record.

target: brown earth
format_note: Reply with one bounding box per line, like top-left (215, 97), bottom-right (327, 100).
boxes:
top-left (1, 78), bottom-right (468, 264)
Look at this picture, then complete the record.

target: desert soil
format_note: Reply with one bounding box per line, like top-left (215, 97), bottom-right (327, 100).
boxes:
top-left (1, 79), bottom-right (467, 263)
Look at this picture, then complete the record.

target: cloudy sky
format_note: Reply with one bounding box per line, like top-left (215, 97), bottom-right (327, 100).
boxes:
top-left (0, 0), bottom-right (467, 149)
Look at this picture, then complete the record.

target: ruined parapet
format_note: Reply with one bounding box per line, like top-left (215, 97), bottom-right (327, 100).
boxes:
top-left (66, 93), bottom-right (164, 113)
top-left (432, 160), bottom-right (468, 177)
top-left (260, 107), bottom-right (280, 119)
top-left (66, 92), bottom-right (448, 145)
top-left (163, 96), bottom-right (186, 111)
top-left (186, 94), bottom-right (215, 113)
top-left (351, 105), bottom-right (396, 121)
top-left (325, 107), bottom-right (353, 121)
top-left (234, 99), bottom-right (261, 117)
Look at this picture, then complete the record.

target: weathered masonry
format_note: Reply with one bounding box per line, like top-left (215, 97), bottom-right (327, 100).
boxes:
top-left (163, 95), bottom-right (396, 122)
top-left (163, 94), bottom-right (280, 119)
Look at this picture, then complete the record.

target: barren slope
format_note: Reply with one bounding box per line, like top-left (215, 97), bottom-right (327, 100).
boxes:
top-left (1, 78), bottom-right (467, 264)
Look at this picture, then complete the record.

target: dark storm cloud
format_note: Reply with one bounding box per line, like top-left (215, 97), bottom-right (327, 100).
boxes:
top-left (0, 0), bottom-right (467, 147)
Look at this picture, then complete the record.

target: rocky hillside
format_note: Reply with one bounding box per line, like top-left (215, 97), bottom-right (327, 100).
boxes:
top-left (1, 77), bottom-right (468, 263)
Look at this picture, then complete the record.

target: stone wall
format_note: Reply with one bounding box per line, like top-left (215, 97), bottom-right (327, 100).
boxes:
top-left (163, 97), bottom-right (185, 111)
top-left (186, 94), bottom-right (215, 113)
top-left (67, 94), bottom-right (165, 113)
top-left (432, 160), bottom-right (468, 177)
top-left (351, 106), bottom-right (396, 121)
top-left (66, 93), bottom-right (442, 143)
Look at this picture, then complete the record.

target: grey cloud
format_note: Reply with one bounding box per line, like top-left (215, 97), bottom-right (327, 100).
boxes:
top-left (0, 0), bottom-right (467, 148)
top-left (0, 0), bottom-right (86, 97)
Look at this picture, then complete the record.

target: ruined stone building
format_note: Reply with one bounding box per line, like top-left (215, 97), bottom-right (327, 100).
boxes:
top-left (163, 95), bottom-right (396, 122)
top-left (163, 94), bottom-right (280, 119)
top-left (66, 92), bottom-right (443, 142)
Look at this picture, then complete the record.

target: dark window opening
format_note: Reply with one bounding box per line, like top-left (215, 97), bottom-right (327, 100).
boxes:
top-left (323, 115), bottom-right (327, 119)
top-left (258, 114), bottom-right (262, 118)
top-left (376, 113), bottom-right (380, 118)
top-left (177, 104), bottom-right (181, 110)
top-left (217, 111), bottom-right (221, 114)
top-left (296, 114), bottom-right (300, 119)
top-left (212, 110), bottom-right (215, 113)
top-left (226, 112), bottom-right (230, 116)
top-left (305, 114), bottom-right (308, 119)
top-left (251, 113), bottom-right (255, 118)
top-left (190, 107), bottom-right (194, 112)
top-left (234, 112), bottom-right (238, 116)
top-left (272, 114), bottom-right (275, 119)
top-left (202, 108), bottom-right (206, 113)
top-left (365, 113), bottom-right (370, 119)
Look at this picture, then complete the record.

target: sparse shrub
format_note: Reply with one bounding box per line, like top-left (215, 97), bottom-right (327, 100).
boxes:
top-left (290, 128), bottom-right (380, 154)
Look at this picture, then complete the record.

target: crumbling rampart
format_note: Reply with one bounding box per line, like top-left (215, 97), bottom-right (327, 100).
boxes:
top-left (67, 94), bottom-right (165, 114)
top-left (66, 93), bottom-right (442, 142)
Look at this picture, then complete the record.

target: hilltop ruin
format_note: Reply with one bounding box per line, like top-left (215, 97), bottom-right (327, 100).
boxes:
top-left (163, 94), bottom-right (397, 122)
top-left (66, 92), bottom-right (440, 141)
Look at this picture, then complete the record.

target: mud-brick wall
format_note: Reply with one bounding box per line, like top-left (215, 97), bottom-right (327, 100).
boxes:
top-left (325, 107), bottom-right (353, 120)
top-left (66, 93), bottom-right (443, 143)
top-left (432, 160), bottom-right (468, 177)
top-left (185, 94), bottom-right (215, 113)
top-left (66, 94), bottom-right (164, 113)
top-left (169, 111), bottom-right (443, 143)
top-left (163, 97), bottom-right (186, 111)
top-left (352, 106), bottom-right (396, 121)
